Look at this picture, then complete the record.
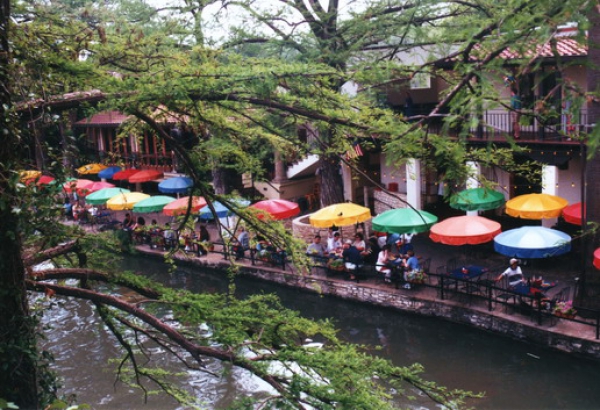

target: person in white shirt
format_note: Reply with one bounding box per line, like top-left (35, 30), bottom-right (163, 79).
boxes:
top-left (496, 258), bottom-right (524, 287)
top-left (376, 244), bottom-right (393, 283)
top-left (327, 232), bottom-right (342, 254)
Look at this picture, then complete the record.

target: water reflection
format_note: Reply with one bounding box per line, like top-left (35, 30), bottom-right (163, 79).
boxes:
top-left (43, 257), bottom-right (600, 409)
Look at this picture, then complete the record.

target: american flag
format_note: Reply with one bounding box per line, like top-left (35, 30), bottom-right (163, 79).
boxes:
top-left (353, 142), bottom-right (363, 157)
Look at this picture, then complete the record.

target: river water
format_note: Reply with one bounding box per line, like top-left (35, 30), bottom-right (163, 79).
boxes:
top-left (42, 257), bottom-right (600, 409)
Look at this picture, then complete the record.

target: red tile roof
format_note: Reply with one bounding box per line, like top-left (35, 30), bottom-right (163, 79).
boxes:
top-left (498, 35), bottom-right (587, 60)
top-left (74, 111), bottom-right (131, 127)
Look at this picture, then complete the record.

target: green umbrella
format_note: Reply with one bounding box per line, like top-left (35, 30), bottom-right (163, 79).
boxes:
top-left (132, 195), bottom-right (176, 213)
top-left (371, 208), bottom-right (438, 234)
top-left (85, 187), bottom-right (131, 205)
top-left (449, 188), bottom-right (505, 212)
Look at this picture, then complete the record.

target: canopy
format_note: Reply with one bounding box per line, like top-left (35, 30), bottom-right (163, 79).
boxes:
top-left (158, 176), bottom-right (193, 194)
top-left (562, 202), bottom-right (585, 225)
top-left (106, 192), bottom-right (150, 210)
top-left (430, 215), bottom-right (502, 245)
top-left (162, 196), bottom-right (207, 216)
top-left (308, 203), bottom-right (371, 228)
top-left (85, 187), bottom-right (131, 205)
top-left (133, 195), bottom-right (176, 213)
top-left (112, 169), bottom-right (141, 181)
top-left (63, 179), bottom-right (94, 194)
top-left (77, 163), bottom-right (107, 175)
top-left (493, 226), bottom-right (571, 259)
top-left (594, 248), bottom-right (600, 270)
top-left (77, 181), bottom-right (115, 196)
top-left (505, 193), bottom-right (568, 220)
top-left (371, 208), bottom-right (437, 234)
top-left (250, 199), bottom-right (300, 220)
top-left (20, 170), bottom-right (41, 182)
top-left (129, 170), bottom-right (164, 183)
top-left (449, 188), bottom-right (505, 212)
top-left (199, 199), bottom-right (251, 219)
top-left (98, 166), bottom-right (122, 179)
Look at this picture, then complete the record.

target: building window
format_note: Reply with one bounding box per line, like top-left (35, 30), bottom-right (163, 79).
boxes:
top-left (410, 72), bottom-right (431, 90)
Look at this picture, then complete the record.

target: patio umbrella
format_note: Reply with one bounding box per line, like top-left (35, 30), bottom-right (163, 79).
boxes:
top-left (371, 208), bottom-right (437, 234)
top-left (63, 179), bottom-right (94, 194)
top-left (250, 199), bottom-right (300, 220)
top-left (199, 199), bottom-right (251, 219)
top-left (158, 176), bottom-right (193, 194)
top-left (19, 170), bottom-right (41, 182)
top-left (85, 187), bottom-right (131, 205)
top-left (449, 188), bottom-right (505, 212)
top-left (430, 215), bottom-right (502, 245)
top-left (77, 181), bottom-right (115, 196)
top-left (98, 166), bottom-right (122, 179)
top-left (25, 175), bottom-right (55, 186)
top-left (162, 196), bottom-right (207, 216)
top-left (112, 169), bottom-right (141, 181)
top-left (129, 169), bottom-right (164, 183)
top-left (505, 193), bottom-right (568, 220)
top-left (77, 163), bottom-right (107, 175)
top-left (493, 226), bottom-right (571, 259)
top-left (106, 192), bottom-right (150, 210)
top-left (133, 195), bottom-right (176, 213)
top-left (593, 248), bottom-right (600, 270)
top-left (308, 203), bottom-right (372, 228)
top-left (562, 202), bottom-right (585, 225)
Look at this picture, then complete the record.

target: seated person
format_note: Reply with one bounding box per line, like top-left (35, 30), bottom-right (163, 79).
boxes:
top-left (403, 250), bottom-right (422, 289)
top-left (148, 219), bottom-right (163, 248)
top-left (362, 236), bottom-right (380, 265)
top-left (352, 232), bottom-right (366, 252)
top-left (342, 240), bottom-right (363, 280)
top-left (122, 213), bottom-right (135, 231)
top-left (162, 223), bottom-right (177, 249)
top-left (255, 235), bottom-right (275, 259)
top-left (194, 225), bottom-right (211, 255)
top-left (496, 258), bottom-right (524, 287)
top-left (376, 244), bottom-right (393, 283)
top-left (132, 216), bottom-right (147, 244)
top-left (327, 231), bottom-right (342, 255)
top-left (63, 199), bottom-right (73, 220)
top-left (233, 226), bottom-right (250, 260)
top-left (306, 235), bottom-right (327, 257)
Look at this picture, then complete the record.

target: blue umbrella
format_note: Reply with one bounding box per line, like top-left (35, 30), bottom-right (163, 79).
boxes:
top-left (493, 226), bottom-right (571, 259)
top-left (98, 166), bottom-right (122, 179)
top-left (198, 199), bottom-right (250, 219)
top-left (158, 176), bottom-right (193, 194)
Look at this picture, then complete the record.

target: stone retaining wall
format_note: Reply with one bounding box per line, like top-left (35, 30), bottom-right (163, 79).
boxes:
top-left (292, 214), bottom-right (373, 244)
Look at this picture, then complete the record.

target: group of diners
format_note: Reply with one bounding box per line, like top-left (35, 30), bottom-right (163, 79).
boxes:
top-left (306, 228), bottom-right (423, 288)
top-left (121, 213), bottom-right (212, 256)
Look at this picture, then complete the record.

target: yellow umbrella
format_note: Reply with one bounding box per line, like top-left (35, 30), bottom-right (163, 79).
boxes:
top-left (505, 193), bottom-right (568, 220)
top-left (20, 170), bottom-right (41, 182)
top-left (77, 163), bottom-right (108, 175)
top-left (106, 192), bottom-right (150, 210)
top-left (309, 203), bottom-right (371, 228)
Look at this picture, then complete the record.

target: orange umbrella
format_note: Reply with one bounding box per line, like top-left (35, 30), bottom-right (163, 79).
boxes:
top-left (562, 202), bottom-right (584, 225)
top-left (63, 179), bottom-right (94, 194)
top-left (77, 181), bottom-right (115, 196)
top-left (505, 193), bottom-right (568, 220)
top-left (162, 196), bottom-right (207, 216)
top-left (129, 169), bottom-right (164, 183)
top-left (429, 215), bottom-right (502, 245)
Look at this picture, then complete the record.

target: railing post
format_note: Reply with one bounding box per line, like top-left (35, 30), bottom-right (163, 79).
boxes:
top-left (487, 283), bottom-right (493, 311)
top-left (440, 276), bottom-right (445, 300)
top-left (596, 312), bottom-right (599, 340)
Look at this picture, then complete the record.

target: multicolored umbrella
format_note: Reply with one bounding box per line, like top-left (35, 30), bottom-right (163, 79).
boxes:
top-left (309, 203), bottom-right (372, 228)
top-left (371, 208), bottom-right (437, 234)
top-left (106, 192), bottom-right (150, 210)
top-left (493, 226), bottom-right (571, 259)
top-left (85, 187), bottom-right (131, 205)
top-left (562, 202), bottom-right (585, 225)
top-left (63, 179), bottom-right (94, 194)
top-left (129, 170), bottom-right (164, 183)
top-left (158, 176), bottom-right (193, 194)
top-left (77, 163), bottom-right (107, 175)
top-left (77, 181), bottom-right (115, 196)
top-left (162, 196), bottom-right (207, 216)
top-left (132, 195), bottom-right (176, 213)
top-left (20, 170), bottom-right (41, 182)
top-left (505, 193), bottom-right (568, 220)
top-left (112, 169), bottom-right (141, 181)
top-left (98, 166), bottom-right (122, 179)
top-left (449, 188), bottom-right (505, 212)
top-left (25, 175), bottom-right (55, 186)
top-left (199, 199), bottom-right (251, 219)
top-left (429, 215), bottom-right (501, 245)
top-left (250, 199), bottom-right (300, 220)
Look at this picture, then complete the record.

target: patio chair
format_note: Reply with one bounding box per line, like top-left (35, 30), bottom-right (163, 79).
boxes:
top-left (494, 277), bottom-right (517, 313)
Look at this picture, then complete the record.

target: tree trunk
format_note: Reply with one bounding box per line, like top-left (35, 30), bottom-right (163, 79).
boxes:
top-left (318, 152), bottom-right (345, 207)
top-left (0, 0), bottom-right (40, 406)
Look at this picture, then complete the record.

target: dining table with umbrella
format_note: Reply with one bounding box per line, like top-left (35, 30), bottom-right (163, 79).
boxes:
top-left (562, 202), bottom-right (585, 226)
top-left (449, 188), bottom-right (505, 212)
top-left (493, 226), bottom-right (571, 259)
top-left (430, 215), bottom-right (501, 246)
top-left (24, 175), bottom-right (55, 187)
top-left (85, 187), bottom-right (131, 205)
top-left (19, 170), bottom-right (42, 182)
top-left (162, 196), bottom-right (207, 217)
top-left (371, 208), bottom-right (437, 234)
top-left (77, 163), bottom-right (107, 175)
top-left (128, 170), bottom-right (164, 184)
top-left (112, 169), bottom-right (141, 181)
top-left (63, 179), bottom-right (94, 194)
top-left (250, 199), bottom-right (300, 220)
top-left (308, 203), bottom-right (372, 228)
top-left (106, 192), bottom-right (150, 211)
top-left (98, 166), bottom-right (122, 180)
top-left (158, 177), bottom-right (193, 194)
top-left (198, 199), bottom-right (251, 220)
top-left (505, 193), bottom-right (569, 220)
top-left (132, 195), bottom-right (176, 214)
top-left (77, 181), bottom-right (115, 196)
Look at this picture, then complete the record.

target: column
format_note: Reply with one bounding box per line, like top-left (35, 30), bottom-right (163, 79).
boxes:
top-left (406, 158), bottom-right (422, 209)
top-left (466, 161), bottom-right (481, 216)
top-left (542, 165), bottom-right (558, 228)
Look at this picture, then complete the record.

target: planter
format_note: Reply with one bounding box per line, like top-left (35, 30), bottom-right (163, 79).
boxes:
top-left (554, 311), bottom-right (576, 319)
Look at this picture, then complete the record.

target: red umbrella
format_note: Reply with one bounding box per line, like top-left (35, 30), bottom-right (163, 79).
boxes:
top-left (594, 248), bottom-right (600, 270)
top-left (250, 199), bottom-right (300, 220)
top-left (25, 175), bottom-right (55, 186)
top-left (129, 169), bottom-right (164, 183)
top-left (77, 181), bottom-right (115, 196)
top-left (562, 202), bottom-right (584, 225)
top-left (112, 169), bottom-right (141, 181)
top-left (63, 179), bottom-right (94, 194)
top-left (162, 196), bottom-right (207, 216)
top-left (429, 215), bottom-right (502, 245)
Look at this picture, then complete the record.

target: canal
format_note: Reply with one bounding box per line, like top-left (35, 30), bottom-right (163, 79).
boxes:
top-left (42, 256), bottom-right (600, 409)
